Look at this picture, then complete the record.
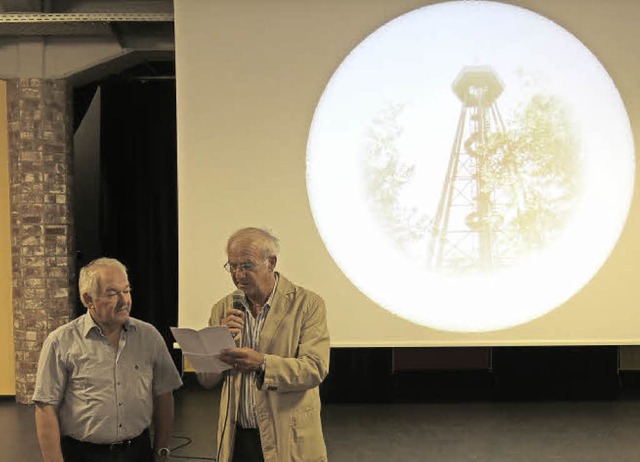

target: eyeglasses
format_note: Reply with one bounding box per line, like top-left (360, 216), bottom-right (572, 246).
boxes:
top-left (223, 259), bottom-right (268, 273)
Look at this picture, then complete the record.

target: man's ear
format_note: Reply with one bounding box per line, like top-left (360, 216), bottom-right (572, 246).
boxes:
top-left (268, 256), bottom-right (278, 271)
top-left (82, 292), bottom-right (93, 309)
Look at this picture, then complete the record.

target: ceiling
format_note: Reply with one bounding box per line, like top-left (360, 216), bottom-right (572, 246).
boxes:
top-left (0, 0), bottom-right (175, 82)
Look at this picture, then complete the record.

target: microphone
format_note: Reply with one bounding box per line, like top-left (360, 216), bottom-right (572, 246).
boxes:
top-left (231, 289), bottom-right (245, 345)
top-left (232, 289), bottom-right (245, 312)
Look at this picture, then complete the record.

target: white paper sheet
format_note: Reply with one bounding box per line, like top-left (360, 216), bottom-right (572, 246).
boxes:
top-left (170, 326), bottom-right (236, 373)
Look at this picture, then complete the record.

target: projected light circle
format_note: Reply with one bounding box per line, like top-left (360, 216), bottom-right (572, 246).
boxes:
top-left (306, 1), bottom-right (634, 332)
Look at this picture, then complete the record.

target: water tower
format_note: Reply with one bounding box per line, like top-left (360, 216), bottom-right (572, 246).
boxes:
top-left (428, 66), bottom-right (508, 271)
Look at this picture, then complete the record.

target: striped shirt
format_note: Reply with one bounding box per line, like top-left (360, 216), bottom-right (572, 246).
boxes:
top-left (237, 274), bottom-right (278, 429)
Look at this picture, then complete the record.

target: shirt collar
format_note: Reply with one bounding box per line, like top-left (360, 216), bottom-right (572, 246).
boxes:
top-left (264, 272), bottom-right (279, 308)
top-left (242, 272), bottom-right (279, 311)
top-left (81, 312), bottom-right (134, 338)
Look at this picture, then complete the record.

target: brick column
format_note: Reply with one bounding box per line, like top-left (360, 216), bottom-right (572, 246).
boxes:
top-left (7, 78), bottom-right (75, 404)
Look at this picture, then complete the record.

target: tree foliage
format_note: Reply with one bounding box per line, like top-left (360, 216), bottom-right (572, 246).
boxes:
top-left (482, 94), bottom-right (581, 255)
top-left (363, 103), bottom-right (429, 246)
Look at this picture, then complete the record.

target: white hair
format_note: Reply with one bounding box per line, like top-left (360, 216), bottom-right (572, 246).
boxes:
top-left (78, 257), bottom-right (128, 307)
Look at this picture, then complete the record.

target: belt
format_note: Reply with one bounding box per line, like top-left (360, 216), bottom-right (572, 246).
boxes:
top-left (62, 428), bottom-right (149, 453)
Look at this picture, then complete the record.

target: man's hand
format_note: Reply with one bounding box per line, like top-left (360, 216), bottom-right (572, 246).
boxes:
top-left (221, 308), bottom-right (245, 336)
top-left (220, 347), bottom-right (264, 373)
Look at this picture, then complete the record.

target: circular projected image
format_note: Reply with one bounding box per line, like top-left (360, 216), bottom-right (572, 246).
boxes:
top-left (306, 1), bottom-right (634, 332)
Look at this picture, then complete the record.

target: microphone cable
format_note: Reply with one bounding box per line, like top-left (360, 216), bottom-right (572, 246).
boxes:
top-left (152, 370), bottom-right (233, 461)
top-left (150, 435), bottom-right (215, 461)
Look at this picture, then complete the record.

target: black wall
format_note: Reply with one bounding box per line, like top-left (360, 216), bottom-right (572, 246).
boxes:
top-left (321, 346), bottom-right (621, 403)
top-left (73, 79), bottom-right (178, 345)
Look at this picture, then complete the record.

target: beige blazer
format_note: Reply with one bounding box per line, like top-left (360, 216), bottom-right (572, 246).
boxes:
top-left (209, 274), bottom-right (330, 462)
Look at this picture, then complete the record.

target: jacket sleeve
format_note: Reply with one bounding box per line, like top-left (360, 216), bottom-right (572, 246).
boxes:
top-left (209, 299), bottom-right (227, 326)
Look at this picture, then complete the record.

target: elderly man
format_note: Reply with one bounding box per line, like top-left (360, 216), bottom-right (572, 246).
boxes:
top-left (33, 257), bottom-right (183, 462)
top-left (198, 227), bottom-right (330, 462)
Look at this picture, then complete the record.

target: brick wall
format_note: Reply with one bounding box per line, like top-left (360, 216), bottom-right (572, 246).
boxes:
top-left (7, 78), bottom-right (74, 404)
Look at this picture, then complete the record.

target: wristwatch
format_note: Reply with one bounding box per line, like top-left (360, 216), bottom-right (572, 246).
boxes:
top-left (156, 447), bottom-right (171, 458)
top-left (256, 354), bottom-right (267, 376)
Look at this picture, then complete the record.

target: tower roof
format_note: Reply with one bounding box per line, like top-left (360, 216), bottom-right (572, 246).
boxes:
top-left (452, 65), bottom-right (504, 105)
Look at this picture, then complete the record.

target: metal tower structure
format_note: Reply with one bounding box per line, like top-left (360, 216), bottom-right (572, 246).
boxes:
top-left (428, 65), bottom-right (507, 272)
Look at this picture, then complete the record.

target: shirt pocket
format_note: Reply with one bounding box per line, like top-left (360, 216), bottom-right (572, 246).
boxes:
top-left (129, 362), bottom-right (153, 396)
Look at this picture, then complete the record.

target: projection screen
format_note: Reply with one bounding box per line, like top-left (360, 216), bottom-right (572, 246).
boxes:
top-left (175, 0), bottom-right (640, 346)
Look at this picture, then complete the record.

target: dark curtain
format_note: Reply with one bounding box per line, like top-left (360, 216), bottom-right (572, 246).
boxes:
top-left (98, 80), bottom-right (178, 343)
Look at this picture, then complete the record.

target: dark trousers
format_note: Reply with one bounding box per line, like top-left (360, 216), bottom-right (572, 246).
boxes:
top-left (61, 429), bottom-right (153, 462)
top-left (233, 426), bottom-right (264, 462)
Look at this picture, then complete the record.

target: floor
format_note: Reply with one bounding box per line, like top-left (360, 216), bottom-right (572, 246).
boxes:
top-left (4, 385), bottom-right (640, 461)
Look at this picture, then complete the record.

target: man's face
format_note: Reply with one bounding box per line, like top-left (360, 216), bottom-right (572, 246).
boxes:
top-left (227, 240), bottom-right (276, 302)
top-left (87, 266), bottom-right (132, 331)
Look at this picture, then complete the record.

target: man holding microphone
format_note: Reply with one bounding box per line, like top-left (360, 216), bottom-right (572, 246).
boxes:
top-left (197, 227), bottom-right (330, 462)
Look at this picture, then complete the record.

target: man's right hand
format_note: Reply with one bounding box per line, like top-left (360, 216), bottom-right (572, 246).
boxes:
top-left (221, 308), bottom-right (245, 336)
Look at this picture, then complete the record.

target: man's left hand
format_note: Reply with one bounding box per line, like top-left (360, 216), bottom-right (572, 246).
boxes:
top-left (220, 347), bottom-right (264, 373)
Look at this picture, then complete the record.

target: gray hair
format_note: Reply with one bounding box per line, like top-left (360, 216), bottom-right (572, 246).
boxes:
top-left (78, 257), bottom-right (128, 307)
top-left (227, 227), bottom-right (280, 259)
